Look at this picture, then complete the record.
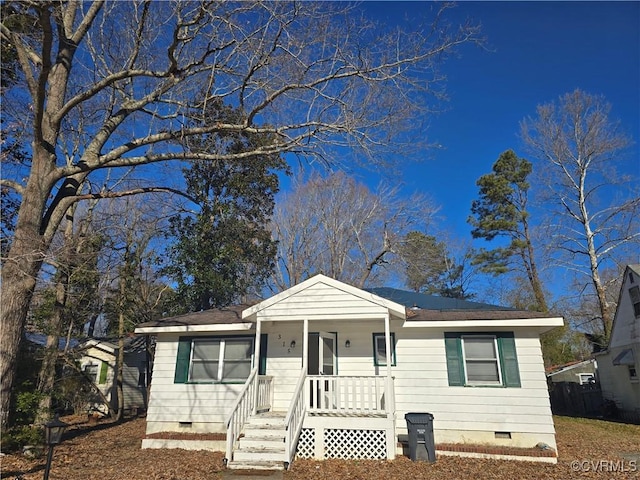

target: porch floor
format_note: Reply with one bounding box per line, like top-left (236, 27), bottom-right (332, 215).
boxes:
top-left (307, 411), bottom-right (387, 418)
top-left (267, 409), bottom-right (387, 418)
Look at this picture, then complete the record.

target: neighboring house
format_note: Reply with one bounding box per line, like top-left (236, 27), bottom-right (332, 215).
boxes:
top-left (595, 264), bottom-right (640, 422)
top-left (78, 336), bottom-right (151, 415)
top-left (546, 359), bottom-right (602, 418)
top-left (546, 359), bottom-right (597, 385)
top-left (135, 274), bottom-right (563, 469)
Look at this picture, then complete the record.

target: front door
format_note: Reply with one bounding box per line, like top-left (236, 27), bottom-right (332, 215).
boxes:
top-left (308, 332), bottom-right (337, 409)
top-left (307, 332), bottom-right (336, 375)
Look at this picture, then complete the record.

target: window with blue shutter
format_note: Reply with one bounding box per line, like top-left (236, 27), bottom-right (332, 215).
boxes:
top-left (444, 332), bottom-right (521, 388)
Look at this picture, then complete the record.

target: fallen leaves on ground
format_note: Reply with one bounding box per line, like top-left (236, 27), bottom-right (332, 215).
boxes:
top-left (2, 415), bottom-right (639, 479)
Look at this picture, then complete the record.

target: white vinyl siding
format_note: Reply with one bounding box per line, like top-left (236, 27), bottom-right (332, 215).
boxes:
top-left (146, 334), bottom-right (249, 434)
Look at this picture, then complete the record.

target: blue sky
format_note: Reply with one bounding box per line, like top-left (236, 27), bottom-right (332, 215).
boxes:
top-left (346, 1), bottom-right (639, 241)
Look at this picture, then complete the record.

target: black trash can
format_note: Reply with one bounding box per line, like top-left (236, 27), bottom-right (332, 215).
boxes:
top-left (404, 412), bottom-right (435, 462)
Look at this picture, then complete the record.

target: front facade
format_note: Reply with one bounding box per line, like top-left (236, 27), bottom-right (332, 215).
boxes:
top-left (596, 265), bottom-right (640, 421)
top-left (135, 275), bottom-right (563, 467)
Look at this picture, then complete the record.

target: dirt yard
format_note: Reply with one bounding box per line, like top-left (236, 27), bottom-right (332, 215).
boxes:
top-left (2, 415), bottom-right (639, 479)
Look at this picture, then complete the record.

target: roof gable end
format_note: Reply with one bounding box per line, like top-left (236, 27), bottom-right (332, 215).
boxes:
top-left (242, 274), bottom-right (406, 319)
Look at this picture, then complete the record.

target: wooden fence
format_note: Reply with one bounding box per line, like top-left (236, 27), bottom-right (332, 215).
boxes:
top-left (548, 381), bottom-right (603, 417)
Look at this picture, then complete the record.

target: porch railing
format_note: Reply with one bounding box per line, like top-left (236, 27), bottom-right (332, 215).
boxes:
top-left (225, 367), bottom-right (258, 462)
top-left (284, 369), bottom-right (307, 468)
top-left (257, 375), bottom-right (274, 412)
top-left (308, 375), bottom-right (391, 415)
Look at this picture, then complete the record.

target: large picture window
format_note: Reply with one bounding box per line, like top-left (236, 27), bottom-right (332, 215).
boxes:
top-left (445, 332), bottom-right (520, 387)
top-left (175, 336), bottom-right (254, 383)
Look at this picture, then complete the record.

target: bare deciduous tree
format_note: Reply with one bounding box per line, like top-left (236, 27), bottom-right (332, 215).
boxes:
top-left (0, 0), bottom-right (479, 428)
top-left (521, 89), bottom-right (640, 340)
top-left (270, 171), bottom-right (438, 290)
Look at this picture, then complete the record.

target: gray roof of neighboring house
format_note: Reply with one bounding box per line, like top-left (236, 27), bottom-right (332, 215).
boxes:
top-left (25, 332), bottom-right (79, 350)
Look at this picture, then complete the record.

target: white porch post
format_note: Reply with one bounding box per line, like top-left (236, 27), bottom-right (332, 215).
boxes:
top-left (384, 312), bottom-right (396, 459)
top-left (302, 318), bottom-right (309, 372)
top-left (253, 316), bottom-right (262, 415)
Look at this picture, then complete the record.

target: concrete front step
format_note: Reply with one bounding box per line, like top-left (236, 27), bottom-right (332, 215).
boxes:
top-left (226, 459), bottom-right (285, 471)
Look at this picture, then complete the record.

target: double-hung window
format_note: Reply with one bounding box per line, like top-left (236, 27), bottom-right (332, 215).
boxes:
top-left (372, 332), bottom-right (396, 367)
top-left (445, 332), bottom-right (521, 387)
top-left (175, 336), bottom-right (254, 383)
top-left (462, 335), bottom-right (501, 385)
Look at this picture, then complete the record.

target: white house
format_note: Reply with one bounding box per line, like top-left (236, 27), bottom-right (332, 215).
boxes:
top-left (135, 275), bottom-right (563, 469)
top-left (78, 336), bottom-right (150, 416)
top-left (595, 264), bottom-right (640, 421)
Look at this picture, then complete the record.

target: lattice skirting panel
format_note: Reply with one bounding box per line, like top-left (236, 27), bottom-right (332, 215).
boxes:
top-left (296, 428), bottom-right (315, 459)
top-left (296, 427), bottom-right (387, 460)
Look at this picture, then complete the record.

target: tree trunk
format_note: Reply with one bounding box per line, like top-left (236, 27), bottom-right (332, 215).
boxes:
top-left (524, 219), bottom-right (548, 313)
top-left (35, 211), bottom-right (75, 425)
top-left (115, 272), bottom-right (127, 422)
top-left (34, 276), bottom-right (67, 426)
top-left (0, 175), bottom-right (50, 429)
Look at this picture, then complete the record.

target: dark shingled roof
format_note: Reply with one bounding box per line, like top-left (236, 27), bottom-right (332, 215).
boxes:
top-left (135, 304), bottom-right (254, 329)
top-left (367, 287), bottom-right (554, 321)
top-left (135, 288), bottom-right (557, 330)
top-left (367, 287), bottom-right (511, 311)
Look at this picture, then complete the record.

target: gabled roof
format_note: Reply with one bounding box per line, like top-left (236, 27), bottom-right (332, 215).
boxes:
top-left (605, 264), bottom-right (640, 351)
top-left (545, 358), bottom-right (596, 376)
top-left (79, 335), bottom-right (149, 354)
top-left (242, 274), bottom-right (406, 320)
top-left (133, 276), bottom-right (564, 334)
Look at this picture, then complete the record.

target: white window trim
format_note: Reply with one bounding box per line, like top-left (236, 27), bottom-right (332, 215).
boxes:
top-left (578, 373), bottom-right (595, 385)
top-left (83, 363), bottom-right (99, 383)
top-left (188, 337), bottom-right (254, 383)
top-left (372, 332), bottom-right (396, 367)
top-left (461, 335), bottom-right (503, 386)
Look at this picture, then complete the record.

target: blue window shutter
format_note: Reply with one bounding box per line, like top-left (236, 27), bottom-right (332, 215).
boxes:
top-left (174, 337), bottom-right (192, 383)
top-left (498, 333), bottom-right (521, 388)
top-left (444, 333), bottom-right (464, 386)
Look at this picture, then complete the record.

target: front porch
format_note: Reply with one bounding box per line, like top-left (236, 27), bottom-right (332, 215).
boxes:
top-left (225, 371), bottom-right (396, 470)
